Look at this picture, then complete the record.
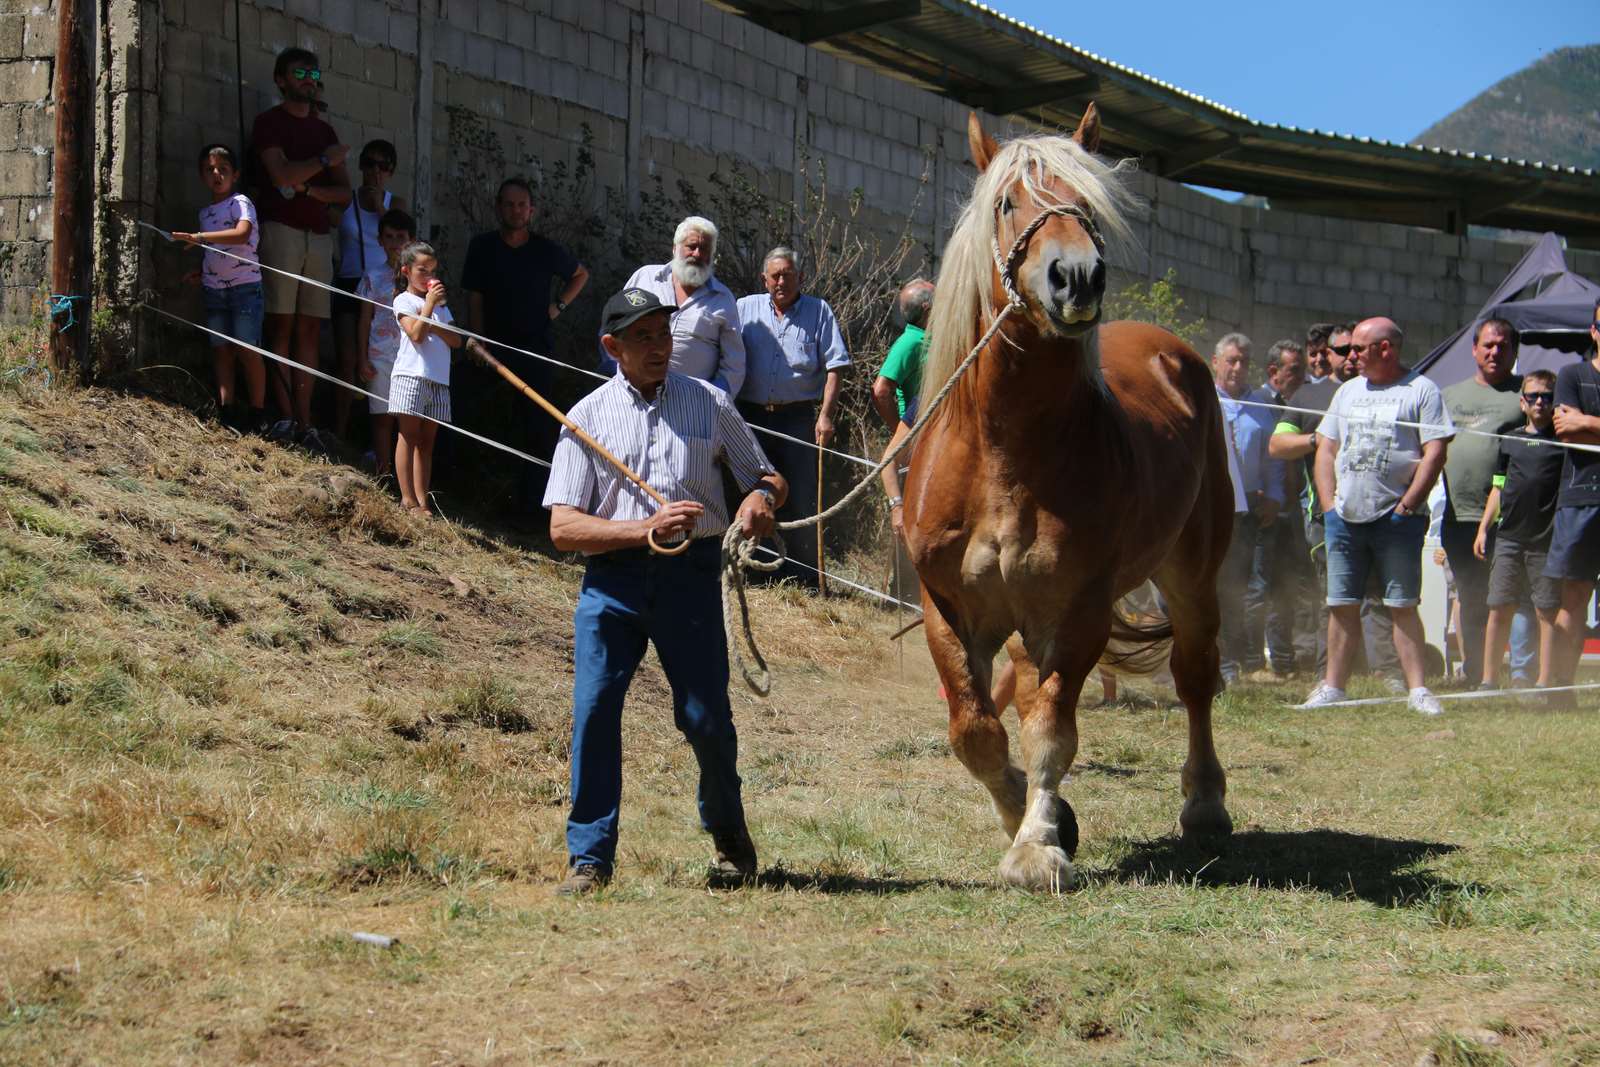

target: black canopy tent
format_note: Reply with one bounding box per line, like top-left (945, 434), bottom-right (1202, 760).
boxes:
top-left (1417, 232), bottom-right (1600, 387)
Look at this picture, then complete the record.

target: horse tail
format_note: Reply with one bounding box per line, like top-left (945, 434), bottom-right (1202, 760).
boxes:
top-left (1098, 591), bottom-right (1173, 677)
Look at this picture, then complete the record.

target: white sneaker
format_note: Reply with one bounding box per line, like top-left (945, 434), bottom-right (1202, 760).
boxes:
top-left (1408, 687), bottom-right (1444, 716)
top-left (1298, 682), bottom-right (1347, 708)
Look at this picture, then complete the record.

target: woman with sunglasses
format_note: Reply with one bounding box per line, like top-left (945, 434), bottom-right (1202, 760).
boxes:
top-left (333, 140), bottom-right (408, 446)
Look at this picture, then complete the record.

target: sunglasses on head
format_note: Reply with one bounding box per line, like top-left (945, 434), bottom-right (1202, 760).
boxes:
top-left (290, 67), bottom-right (322, 81)
top-left (1522, 391), bottom-right (1554, 404)
top-left (1329, 344), bottom-right (1353, 356)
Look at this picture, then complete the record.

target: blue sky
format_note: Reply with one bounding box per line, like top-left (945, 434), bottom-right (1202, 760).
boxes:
top-left (995, 0), bottom-right (1596, 145)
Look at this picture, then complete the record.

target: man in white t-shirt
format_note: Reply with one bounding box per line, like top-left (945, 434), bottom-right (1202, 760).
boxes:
top-left (1300, 317), bottom-right (1455, 714)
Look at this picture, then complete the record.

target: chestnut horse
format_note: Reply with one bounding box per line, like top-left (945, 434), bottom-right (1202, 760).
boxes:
top-left (904, 106), bottom-right (1235, 891)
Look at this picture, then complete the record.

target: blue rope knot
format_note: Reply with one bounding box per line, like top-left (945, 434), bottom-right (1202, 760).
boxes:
top-left (50, 294), bottom-right (87, 331)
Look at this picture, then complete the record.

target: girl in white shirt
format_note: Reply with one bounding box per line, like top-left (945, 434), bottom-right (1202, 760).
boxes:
top-left (389, 242), bottom-right (463, 515)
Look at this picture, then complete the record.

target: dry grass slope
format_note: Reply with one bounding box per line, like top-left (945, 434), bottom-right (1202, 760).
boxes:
top-left (1, 371), bottom-right (1598, 1065)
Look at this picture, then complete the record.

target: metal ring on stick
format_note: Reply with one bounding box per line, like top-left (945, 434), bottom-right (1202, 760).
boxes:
top-left (466, 341), bottom-right (691, 556)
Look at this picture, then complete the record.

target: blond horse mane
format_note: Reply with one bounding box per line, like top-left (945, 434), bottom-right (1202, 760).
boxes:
top-left (920, 132), bottom-right (1141, 413)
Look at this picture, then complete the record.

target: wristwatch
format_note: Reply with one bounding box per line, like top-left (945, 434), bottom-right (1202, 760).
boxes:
top-left (756, 487), bottom-right (777, 508)
top-left (277, 184), bottom-right (296, 199)
top-left (319, 152), bottom-right (332, 168)
top-left (887, 495), bottom-right (904, 509)
top-left (555, 299), bottom-right (569, 314)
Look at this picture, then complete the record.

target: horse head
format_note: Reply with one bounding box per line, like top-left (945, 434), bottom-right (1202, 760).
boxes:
top-left (967, 105), bottom-right (1113, 338)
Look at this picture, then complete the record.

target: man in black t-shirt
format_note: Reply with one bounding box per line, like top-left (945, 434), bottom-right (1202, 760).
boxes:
top-left (1543, 299), bottom-right (1600, 699)
top-left (1474, 370), bottom-right (1563, 689)
top-left (460, 178), bottom-right (591, 518)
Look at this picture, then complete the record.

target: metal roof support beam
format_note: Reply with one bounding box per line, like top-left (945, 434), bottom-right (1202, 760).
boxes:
top-left (971, 75), bottom-right (1101, 116)
top-left (1151, 136), bottom-right (1239, 179)
top-left (1464, 182), bottom-right (1544, 222)
top-left (749, 1), bottom-right (923, 45)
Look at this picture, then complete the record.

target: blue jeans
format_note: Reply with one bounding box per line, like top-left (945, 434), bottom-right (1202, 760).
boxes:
top-left (566, 539), bottom-right (746, 873)
top-left (202, 281), bottom-right (264, 348)
top-left (1325, 508), bottom-right (1428, 607)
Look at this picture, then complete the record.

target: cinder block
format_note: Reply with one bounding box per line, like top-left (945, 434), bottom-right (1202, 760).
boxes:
top-left (0, 58), bottom-right (48, 101)
top-left (0, 148), bottom-right (46, 196)
top-left (478, 0), bottom-right (506, 39)
top-left (562, 23), bottom-right (586, 65)
top-left (378, 87), bottom-right (410, 130)
top-left (20, 12), bottom-right (52, 58)
top-left (508, 9), bottom-right (534, 47)
top-left (365, 45), bottom-right (395, 89)
top-left (354, 0), bottom-right (389, 45)
top-left (465, 32), bottom-right (494, 74)
top-left (494, 41), bottom-right (521, 85)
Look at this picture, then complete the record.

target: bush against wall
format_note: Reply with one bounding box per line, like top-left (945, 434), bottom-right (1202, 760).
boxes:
top-left (1102, 267), bottom-right (1207, 346)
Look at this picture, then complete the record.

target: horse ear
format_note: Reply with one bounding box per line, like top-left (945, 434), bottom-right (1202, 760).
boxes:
top-left (1072, 102), bottom-right (1102, 154)
top-left (967, 112), bottom-right (998, 172)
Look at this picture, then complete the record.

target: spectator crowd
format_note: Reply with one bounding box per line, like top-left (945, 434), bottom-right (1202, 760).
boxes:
top-left (174, 47), bottom-right (1599, 713)
top-left (1211, 310), bottom-right (1600, 713)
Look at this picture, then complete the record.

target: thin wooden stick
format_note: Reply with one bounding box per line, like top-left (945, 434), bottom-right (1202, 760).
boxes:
top-left (467, 341), bottom-right (690, 555)
top-left (816, 445), bottom-right (827, 595)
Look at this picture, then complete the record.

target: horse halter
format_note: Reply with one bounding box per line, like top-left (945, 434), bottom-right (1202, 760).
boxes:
top-left (991, 200), bottom-right (1105, 311)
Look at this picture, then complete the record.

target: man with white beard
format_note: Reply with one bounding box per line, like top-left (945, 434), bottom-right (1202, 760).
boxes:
top-left (610, 216), bottom-right (746, 396)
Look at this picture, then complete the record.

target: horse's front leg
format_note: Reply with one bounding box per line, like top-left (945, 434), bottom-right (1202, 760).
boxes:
top-left (923, 593), bottom-right (1025, 838)
top-left (1000, 622), bottom-right (1103, 892)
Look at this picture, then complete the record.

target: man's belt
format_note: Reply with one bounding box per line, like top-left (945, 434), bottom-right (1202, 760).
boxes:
top-left (749, 399), bottom-right (814, 412)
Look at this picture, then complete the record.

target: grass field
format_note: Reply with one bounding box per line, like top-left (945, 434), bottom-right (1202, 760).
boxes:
top-left (1, 374), bottom-right (1598, 1066)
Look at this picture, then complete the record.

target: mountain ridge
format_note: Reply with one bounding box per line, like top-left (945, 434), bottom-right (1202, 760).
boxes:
top-left (1414, 44), bottom-right (1600, 169)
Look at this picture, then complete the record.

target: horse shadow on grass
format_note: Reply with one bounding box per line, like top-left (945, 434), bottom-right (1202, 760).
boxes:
top-left (1105, 828), bottom-right (1489, 908)
top-left (752, 865), bottom-right (988, 895)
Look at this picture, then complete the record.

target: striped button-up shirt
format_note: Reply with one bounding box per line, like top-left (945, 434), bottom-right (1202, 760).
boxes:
top-left (608, 263), bottom-right (746, 396)
top-left (735, 293), bottom-right (851, 406)
top-left (543, 370), bottom-right (775, 547)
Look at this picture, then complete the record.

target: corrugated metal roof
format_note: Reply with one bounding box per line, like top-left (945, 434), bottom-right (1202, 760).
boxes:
top-left (710, 0), bottom-right (1600, 246)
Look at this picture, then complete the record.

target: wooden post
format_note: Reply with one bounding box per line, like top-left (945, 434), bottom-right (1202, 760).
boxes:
top-left (50, 0), bottom-right (89, 380)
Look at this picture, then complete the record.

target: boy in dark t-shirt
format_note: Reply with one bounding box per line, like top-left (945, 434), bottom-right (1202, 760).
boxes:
top-left (1543, 298), bottom-right (1600, 702)
top-left (1474, 370), bottom-right (1563, 689)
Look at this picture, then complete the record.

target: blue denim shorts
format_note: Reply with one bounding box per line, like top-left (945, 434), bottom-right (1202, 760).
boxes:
top-left (202, 281), bottom-right (264, 349)
top-left (1544, 504), bottom-right (1600, 583)
top-left (1324, 508), bottom-right (1428, 607)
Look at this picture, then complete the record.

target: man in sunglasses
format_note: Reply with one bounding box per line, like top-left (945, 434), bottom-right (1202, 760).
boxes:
top-left (250, 47), bottom-right (351, 449)
top-left (1439, 318), bottom-right (1527, 686)
top-left (1544, 298), bottom-right (1600, 704)
top-left (1305, 322), bottom-right (1353, 386)
top-left (1300, 317), bottom-right (1455, 715)
top-left (1474, 369), bottom-right (1562, 692)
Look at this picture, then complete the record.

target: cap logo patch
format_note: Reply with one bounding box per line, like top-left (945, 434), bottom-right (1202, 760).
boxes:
top-left (625, 290), bottom-right (647, 307)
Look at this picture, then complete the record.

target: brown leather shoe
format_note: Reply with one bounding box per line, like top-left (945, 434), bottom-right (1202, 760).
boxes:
top-left (555, 865), bottom-right (610, 896)
top-left (710, 828), bottom-right (758, 886)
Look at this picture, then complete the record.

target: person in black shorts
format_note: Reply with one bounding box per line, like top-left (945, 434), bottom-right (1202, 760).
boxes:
top-left (1474, 369), bottom-right (1563, 690)
top-left (1544, 298), bottom-right (1600, 702)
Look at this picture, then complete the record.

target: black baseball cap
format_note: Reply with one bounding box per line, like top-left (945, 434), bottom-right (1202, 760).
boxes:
top-left (601, 287), bottom-right (674, 336)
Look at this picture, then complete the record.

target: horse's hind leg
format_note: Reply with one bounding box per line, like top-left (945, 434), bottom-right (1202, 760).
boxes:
top-left (1156, 562), bottom-right (1234, 844)
top-left (924, 596), bottom-right (1026, 838)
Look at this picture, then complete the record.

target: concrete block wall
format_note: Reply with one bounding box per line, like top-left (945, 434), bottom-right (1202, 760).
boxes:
top-left (0, 0), bottom-right (56, 322)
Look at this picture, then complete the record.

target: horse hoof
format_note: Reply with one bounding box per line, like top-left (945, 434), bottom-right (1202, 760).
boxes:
top-left (999, 841), bottom-right (1077, 893)
top-left (1179, 797), bottom-right (1233, 847)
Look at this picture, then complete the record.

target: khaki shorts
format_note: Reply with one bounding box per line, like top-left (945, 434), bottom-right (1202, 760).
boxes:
top-left (260, 220), bottom-right (333, 319)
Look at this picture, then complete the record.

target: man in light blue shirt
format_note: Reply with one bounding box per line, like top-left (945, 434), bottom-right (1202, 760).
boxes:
top-left (1214, 332), bottom-right (1285, 684)
top-left (735, 246), bottom-right (851, 590)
